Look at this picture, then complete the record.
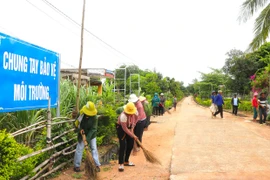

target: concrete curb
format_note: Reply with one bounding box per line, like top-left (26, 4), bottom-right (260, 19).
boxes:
top-left (168, 97), bottom-right (186, 178)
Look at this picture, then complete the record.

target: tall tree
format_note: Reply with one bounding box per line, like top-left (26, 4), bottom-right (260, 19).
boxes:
top-left (223, 49), bottom-right (259, 94)
top-left (238, 0), bottom-right (270, 51)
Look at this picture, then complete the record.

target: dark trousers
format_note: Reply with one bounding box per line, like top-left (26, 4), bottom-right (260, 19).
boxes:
top-left (232, 105), bottom-right (238, 115)
top-left (214, 105), bottom-right (223, 118)
top-left (259, 107), bottom-right (267, 124)
top-left (144, 116), bottom-right (151, 128)
top-left (153, 107), bottom-right (159, 115)
top-left (134, 119), bottom-right (146, 147)
top-left (116, 124), bottom-right (134, 164)
top-left (159, 106), bottom-right (164, 115)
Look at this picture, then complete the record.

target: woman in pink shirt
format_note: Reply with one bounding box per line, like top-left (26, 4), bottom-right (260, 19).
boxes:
top-left (128, 94), bottom-right (147, 151)
top-left (116, 102), bottom-right (138, 172)
top-left (252, 92), bottom-right (258, 122)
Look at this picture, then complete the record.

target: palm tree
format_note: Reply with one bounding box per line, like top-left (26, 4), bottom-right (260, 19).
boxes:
top-left (238, 0), bottom-right (270, 51)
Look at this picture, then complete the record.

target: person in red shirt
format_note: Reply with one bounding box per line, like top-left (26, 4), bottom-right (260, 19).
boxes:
top-left (252, 92), bottom-right (258, 122)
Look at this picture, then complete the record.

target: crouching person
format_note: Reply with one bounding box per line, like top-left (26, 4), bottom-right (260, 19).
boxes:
top-left (73, 101), bottom-right (101, 172)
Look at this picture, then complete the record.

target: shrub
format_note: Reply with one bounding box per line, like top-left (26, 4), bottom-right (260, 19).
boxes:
top-left (165, 100), bottom-right (173, 109)
top-left (96, 104), bottom-right (117, 145)
top-left (195, 97), bottom-right (211, 106)
top-left (0, 130), bottom-right (38, 180)
top-left (195, 97), bottom-right (253, 112)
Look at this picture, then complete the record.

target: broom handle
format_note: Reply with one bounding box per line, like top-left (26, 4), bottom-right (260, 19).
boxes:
top-left (80, 130), bottom-right (88, 147)
top-left (135, 139), bottom-right (144, 149)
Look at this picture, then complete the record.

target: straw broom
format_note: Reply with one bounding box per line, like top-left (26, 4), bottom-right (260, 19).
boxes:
top-left (165, 107), bottom-right (171, 114)
top-left (161, 104), bottom-right (171, 114)
top-left (80, 130), bottom-right (97, 179)
top-left (135, 139), bottom-right (161, 165)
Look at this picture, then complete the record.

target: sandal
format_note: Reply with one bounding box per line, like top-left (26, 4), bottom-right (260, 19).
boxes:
top-left (124, 162), bottom-right (135, 166)
top-left (118, 165), bottom-right (124, 172)
top-left (73, 167), bottom-right (82, 172)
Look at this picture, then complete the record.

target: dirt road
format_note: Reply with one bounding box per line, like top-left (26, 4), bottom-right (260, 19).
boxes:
top-left (53, 100), bottom-right (179, 180)
top-left (54, 97), bottom-right (270, 180)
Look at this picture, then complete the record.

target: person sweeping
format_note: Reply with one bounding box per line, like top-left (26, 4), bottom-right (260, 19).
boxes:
top-left (128, 94), bottom-right (146, 153)
top-left (139, 96), bottom-right (151, 130)
top-left (73, 101), bottom-right (101, 173)
top-left (116, 102), bottom-right (138, 172)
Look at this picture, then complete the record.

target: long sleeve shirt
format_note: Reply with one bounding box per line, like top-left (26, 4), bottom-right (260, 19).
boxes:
top-left (117, 113), bottom-right (135, 138)
top-left (78, 114), bottom-right (98, 142)
top-left (252, 97), bottom-right (258, 108)
top-left (160, 97), bottom-right (166, 106)
top-left (214, 94), bottom-right (224, 106)
top-left (211, 95), bottom-right (215, 103)
top-left (152, 96), bottom-right (160, 107)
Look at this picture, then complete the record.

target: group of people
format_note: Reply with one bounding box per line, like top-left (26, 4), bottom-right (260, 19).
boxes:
top-left (210, 90), bottom-right (268, 124)
top-left (72, 93), bottom-right (154, 174)
top-left (116, 94), bottom-right (149, 171)
top-left (210, 90), bottom-right (242, 118)
top-left (151, 93), bottom-right (177, 116)
top-left (210, 90), bottom-right (225, 118)
top-left (151, 93), bottom-right (165, 116)
top-left (252, 92), bottom-right (268, 124)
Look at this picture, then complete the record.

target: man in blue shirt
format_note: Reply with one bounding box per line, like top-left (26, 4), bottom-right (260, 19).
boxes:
top-left (213, 90), bottom-right (224, 118)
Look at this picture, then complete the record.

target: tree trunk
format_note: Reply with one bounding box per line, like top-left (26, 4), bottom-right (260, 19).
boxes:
top-left (76, 0), bottom-right (86, 112)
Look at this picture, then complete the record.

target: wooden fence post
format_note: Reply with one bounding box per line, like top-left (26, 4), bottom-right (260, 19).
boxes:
top-left (47, 97), bottom-right (52, 145)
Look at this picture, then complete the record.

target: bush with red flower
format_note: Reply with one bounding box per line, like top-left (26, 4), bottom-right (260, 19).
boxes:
top-left (250, 67), bottom-right (270, 94)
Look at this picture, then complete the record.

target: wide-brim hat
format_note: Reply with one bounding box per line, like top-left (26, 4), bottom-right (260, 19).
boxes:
top-left (80, 101), bottom-right (97, 116)
top-left (218, 90), bottom-right (222, 93)
top-left (124, 102), bottom-right (137, 115)
top-left (128, 94), bottom-right (139, 103)
top-left (254, 92), bottom-right (258, 96)
top-left (160, 93), bottom-right (164, 96)
top-left (139, 96), bottom-right (146, 102)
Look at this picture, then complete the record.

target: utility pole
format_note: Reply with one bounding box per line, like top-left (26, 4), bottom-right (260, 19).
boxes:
top-left (76, 0), bottom-right (86, 112)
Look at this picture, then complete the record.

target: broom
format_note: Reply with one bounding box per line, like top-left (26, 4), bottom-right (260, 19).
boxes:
top-left (161, 104), bottom-right (171, 114)
top-left (80, 130), bottom-right (97, 179)
top-left (135, 139), bottom-right (162, 165)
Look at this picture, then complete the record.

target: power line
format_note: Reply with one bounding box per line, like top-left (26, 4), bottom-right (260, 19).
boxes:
top-left (0, 26), bottom-right (17, 38)
top-left (61, 61), bottom-right (77, 68)
top-left (25, 0), bottom-right (79, 37)
top-left (40, 0), bottom-right (139, 65)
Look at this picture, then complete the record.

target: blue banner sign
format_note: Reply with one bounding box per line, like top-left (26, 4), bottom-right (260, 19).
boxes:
top-left (0, 32), bottom-right (60, 113)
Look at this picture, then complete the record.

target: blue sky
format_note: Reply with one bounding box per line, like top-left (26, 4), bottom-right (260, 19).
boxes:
top-left (0, 0), bottom-right (258, 86)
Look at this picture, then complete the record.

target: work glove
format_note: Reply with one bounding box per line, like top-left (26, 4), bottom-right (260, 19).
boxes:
top-left (72, 110), bottom-right (78, 119)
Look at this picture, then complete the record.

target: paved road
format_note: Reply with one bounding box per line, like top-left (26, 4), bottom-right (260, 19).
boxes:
top-left (170, 97), bottom-right (270, 180)
top-left (54, 97), bottom-right (270, 180)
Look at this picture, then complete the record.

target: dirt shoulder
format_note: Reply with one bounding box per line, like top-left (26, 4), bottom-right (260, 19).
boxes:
top-left (53, 100), bottom-right (183, 180)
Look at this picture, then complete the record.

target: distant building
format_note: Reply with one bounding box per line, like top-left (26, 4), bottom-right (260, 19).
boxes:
top-left (60, 68), bottom-right (114, 95)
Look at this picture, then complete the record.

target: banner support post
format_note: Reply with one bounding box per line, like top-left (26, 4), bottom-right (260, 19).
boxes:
top-left (56, 54), bottom-right (61, 117)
